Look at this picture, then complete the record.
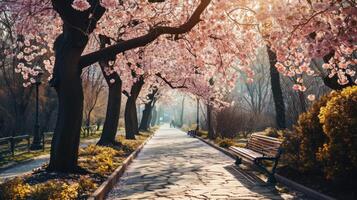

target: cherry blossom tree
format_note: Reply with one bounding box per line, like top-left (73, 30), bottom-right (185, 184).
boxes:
top-left (3, 0), bottom-right (355, 173)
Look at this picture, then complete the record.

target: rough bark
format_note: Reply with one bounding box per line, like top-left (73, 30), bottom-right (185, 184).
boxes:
top-left (139, 88), bottom-right (158, 131)
top-left (139, 103), bottom-right (153, 131)
top-left (97, 80), bottom-right (122, 145)
top-left (48, 28), bottom-right (87, 172)
top-left (124, 78), bottom-right (144, 139)
top-left (97, 35), bottom-right (123, 146)
top-left (267, 47), bottom-right (286, 130)
top-left (47, 1), bottom-right (105, 172)
top-left (125, 97), bottom-right (137, 139)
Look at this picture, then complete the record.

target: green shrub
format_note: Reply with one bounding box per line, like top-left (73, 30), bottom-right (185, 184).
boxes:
top-left (282, 91), bottom-right (339, 172)
top-left (317, 86), bottom-right (357, 184)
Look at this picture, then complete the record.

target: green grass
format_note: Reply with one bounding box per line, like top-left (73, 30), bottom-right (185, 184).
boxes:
top-left (0, 129), bottom-right (105, 168)
top-left (0, 148), bottom-right (51, 168)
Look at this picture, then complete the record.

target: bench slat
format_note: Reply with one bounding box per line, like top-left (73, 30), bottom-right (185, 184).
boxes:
top-left (229, 146), bottom-right (263, 160)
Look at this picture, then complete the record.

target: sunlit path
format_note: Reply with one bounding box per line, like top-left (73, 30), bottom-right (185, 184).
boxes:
top-left (107, 125), bottom-right (301, 199)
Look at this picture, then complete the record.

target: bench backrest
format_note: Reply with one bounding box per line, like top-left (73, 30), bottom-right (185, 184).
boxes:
top-left (246, 133), bottom-right (282, 157)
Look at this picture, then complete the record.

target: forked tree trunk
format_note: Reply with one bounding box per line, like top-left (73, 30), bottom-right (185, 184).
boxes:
top-left (97, 35), bottom-right (123, 146)
top-left (124, 78), bottom-right (144, 139)
top-left (48, 27), bottom-right (87, 172)
top-left (267, 47), bottom-right (286, 130)
top-left (139, 87), bottom-right (157, 131)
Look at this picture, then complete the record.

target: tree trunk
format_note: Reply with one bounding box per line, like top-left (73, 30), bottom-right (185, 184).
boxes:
top-left (125, 96), bottom-right (137, 139)
top-left (179, 96), bottom-right (185, 128)
top-left (196, 98), bottom-right (200, 131)
top-left (124, 78), bottom-right (144, 139)
top-left (207, 104), bottom-right (215, 140)
top-left (139, 103), bottom-right (152, 131)
top-left (267, 47), bottom-right (286, 130)
top-left (86, 111), bottom-right (91, 136)
top-left (48, 26), bottom-right (88, 172)
top-left (97, 34), bottom-right (123, 146)
top-left (97, 80), bottom-right (122, 145)
top-left (151, 106), bottom-right (157, 127)
top-left (298, 91), bottom-right (307, 113)
top-left (139, 87), bottom-right (157, 131)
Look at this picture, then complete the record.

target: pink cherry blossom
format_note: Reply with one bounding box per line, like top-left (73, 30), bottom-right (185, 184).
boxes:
top-left (72, 0), bottom-right (90, 11)
top-left (307, 94), bottom-right (316, 101)
top-left (100, 0), bottom-right (118, 9)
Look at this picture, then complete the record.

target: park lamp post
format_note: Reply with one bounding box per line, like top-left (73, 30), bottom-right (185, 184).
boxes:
top-left (30, 66), bottom-right (43, 150)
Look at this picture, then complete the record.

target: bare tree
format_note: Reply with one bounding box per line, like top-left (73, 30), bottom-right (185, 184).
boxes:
top-left (82, 66), bottom-right (105, 134)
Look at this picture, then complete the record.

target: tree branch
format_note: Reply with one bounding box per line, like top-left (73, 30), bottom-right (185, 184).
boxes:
top-left (79, 0), bottom-right (211, 69)
top-left (156, 73), bottom-right (187, 89)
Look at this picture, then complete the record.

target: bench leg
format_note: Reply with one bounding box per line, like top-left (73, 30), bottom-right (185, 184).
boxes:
top-left (235, 156), bottom-right (242, 165)
top-left (267, 175), bottom-right (277, 184)
top-left (254, 158), bottom-right (277, 184)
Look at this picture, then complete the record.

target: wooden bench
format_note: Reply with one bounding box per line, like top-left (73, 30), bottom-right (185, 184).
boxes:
top-left (187, 130), bottom-right (197, 137)
top-left (229, 133), bottom-right (283, 183)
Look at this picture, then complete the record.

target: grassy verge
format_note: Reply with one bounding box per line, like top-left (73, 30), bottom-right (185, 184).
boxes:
top-left (0, 130), bottom-right (104, 168)
top-left (0, 127), bottom-right (156, 200)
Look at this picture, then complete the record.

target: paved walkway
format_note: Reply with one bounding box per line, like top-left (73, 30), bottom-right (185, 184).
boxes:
top-left (0, 137), bottom-right (99, 182)
top-left (107, 126), bottom-right (303, 200)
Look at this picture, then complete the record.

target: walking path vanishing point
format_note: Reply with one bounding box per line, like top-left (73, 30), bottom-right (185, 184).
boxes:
top-left (107, 126), bottom-right (304, 200)
top-left (0, 137), bottom-right (100, 182)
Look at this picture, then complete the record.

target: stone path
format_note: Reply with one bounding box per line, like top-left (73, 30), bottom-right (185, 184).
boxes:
top-left (0, 137), bottom-right (99, 182)
top-left (107, 126), bottom-right (303, 200)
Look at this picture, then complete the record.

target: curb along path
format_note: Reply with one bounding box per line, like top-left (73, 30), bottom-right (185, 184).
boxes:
top-left (107, 126), bottom-right (303, 199)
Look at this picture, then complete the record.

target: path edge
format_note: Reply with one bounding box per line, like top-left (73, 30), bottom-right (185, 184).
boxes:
top-left (88, 133), bottom-right (155, 200)
top-left (194, 135), bottom-right (336, 200)
top-left (0, 158), bottom-right (35, 174)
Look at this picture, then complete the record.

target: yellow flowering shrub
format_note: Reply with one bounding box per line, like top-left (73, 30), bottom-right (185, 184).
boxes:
top-left (0, 130), bottom-right (153, 199)
top-left (0, 177), bottom-right (31, 200)
top-left (78, 176), bottom-right (97, 195)
top-left (79, 144), bottom-right (124, 176)
top-left (31, 180), bottom-right (79, 200)
top-left (0, 179), bottom-right (80, 200)
top-left (281, 91), bottom-right (339, 172)
top-left (317, 86), bottom-right (357, 184)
